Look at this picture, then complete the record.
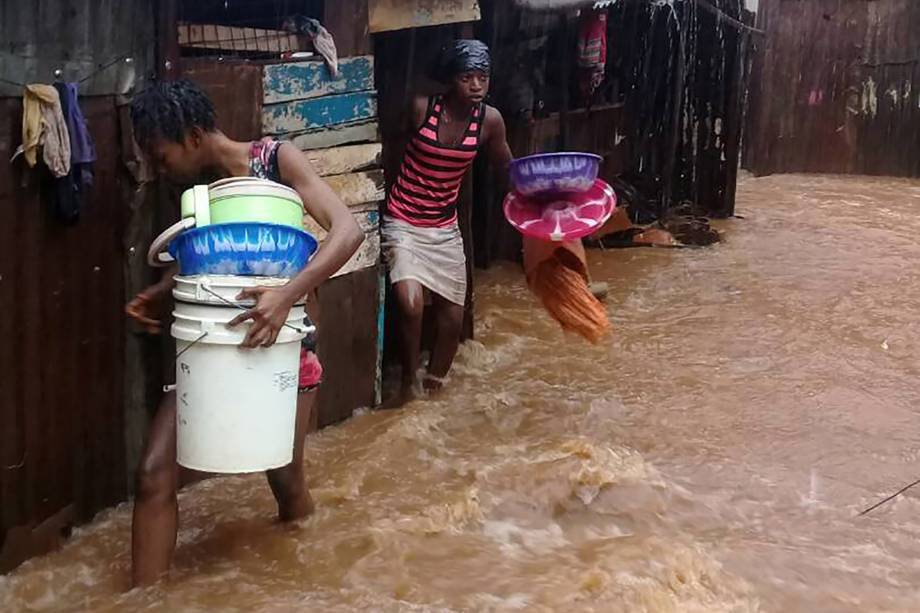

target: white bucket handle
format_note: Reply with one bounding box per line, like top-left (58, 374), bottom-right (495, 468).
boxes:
top-left (148, 217), bottom-right (196, 267)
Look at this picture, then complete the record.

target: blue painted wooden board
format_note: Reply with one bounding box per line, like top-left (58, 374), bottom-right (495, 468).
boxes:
top-left (263, 56), bottom-right (375, 104)
top-left (262, 90), bottom-right (378, 134)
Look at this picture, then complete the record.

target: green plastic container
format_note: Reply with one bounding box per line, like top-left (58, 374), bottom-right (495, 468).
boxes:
top-left (180, 178), bottom-right (305, 230)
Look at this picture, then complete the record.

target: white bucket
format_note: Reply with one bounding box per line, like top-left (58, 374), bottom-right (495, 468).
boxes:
top-left (171, 275), bottom-right (310, 473)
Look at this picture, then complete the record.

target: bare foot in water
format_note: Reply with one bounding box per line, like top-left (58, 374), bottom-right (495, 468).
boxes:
top-left (378, 381), bottom-right (423, 410)
top-left (422, 373), bottom-right (447, 394)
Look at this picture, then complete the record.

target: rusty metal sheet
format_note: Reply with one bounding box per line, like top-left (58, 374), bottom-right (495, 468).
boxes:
top-left (746, 0), bottom-right (920, 177)
top-left (0, 96), bottom-right (128, 573)
top-left (182, 60), bottom-right (264, 141)
top-left (324, 0), bottom-right (372, 56)
top-left (0, 1), bottom-right (154, 97)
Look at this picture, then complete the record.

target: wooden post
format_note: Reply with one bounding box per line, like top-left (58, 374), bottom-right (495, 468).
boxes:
top-left (559, 12), bottom-right (571, 150)
top-left (155, 0), bottom-right (180, 79)
top-left (661, 1), bottom-right (689, 216)
top-left (720, 13), bottom-right (753, 218)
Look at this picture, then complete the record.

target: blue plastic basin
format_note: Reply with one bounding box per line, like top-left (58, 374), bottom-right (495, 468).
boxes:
top-left (168, 222), bottom-right (318, 278)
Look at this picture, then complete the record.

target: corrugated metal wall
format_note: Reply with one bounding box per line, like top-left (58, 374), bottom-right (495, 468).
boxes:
top-left (745, 0), bottom-right (920, 176)
top-left (0, 96), bottom-right (130, 573)
top-left (607, 0), bottom-right (751, 219)
top-left (0, 0), bottom-right (154, 96)
top-left (0, 0), bottom-right (154, 573)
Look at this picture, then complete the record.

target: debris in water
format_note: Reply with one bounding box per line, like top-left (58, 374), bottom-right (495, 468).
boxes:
top-left (859, 478), bottom-right (920, 516)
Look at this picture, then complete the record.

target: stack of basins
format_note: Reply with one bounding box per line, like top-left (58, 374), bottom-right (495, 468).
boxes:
top-left (147, 178), bottom-right (318, 473)
top-left (503, 152), bottom-right (617, 242)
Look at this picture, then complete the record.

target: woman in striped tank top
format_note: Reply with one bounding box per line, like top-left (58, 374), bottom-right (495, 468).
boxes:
top-left (382, 40), bottom-right (512, 403)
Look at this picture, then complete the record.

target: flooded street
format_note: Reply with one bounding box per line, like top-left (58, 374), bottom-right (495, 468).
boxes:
top-left (5, 174), bottom-right (920, 611)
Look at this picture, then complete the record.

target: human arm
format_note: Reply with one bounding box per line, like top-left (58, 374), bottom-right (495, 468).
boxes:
top-left (125, 263), bottom-right (178, 333)
top-left (230, 144), bottom-right (364, 347)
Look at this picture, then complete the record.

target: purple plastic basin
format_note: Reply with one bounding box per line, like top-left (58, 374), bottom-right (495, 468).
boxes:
top-left (509, 152), bottom-right (602, 198)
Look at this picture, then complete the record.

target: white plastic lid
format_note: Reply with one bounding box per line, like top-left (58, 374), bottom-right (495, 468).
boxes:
top-left (208, 177), bottom-right (303, 209)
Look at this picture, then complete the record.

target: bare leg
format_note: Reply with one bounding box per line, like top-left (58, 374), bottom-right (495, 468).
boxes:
top-left (424, 294), bottom-right (464, 393)
top-left (132, 392), bottom-right (179, 587)
top-left (393, 279), bottom-right (426, 397)
top-left (265, 390), bottom-right (317, 521)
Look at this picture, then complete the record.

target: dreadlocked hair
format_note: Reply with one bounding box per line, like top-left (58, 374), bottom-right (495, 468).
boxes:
top-left (130, 80), bottom-right (216, 150)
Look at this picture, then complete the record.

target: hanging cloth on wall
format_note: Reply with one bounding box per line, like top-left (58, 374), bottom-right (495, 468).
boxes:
top-left (576, 9), bottom-right (608, 105)
top-left (11, 84), bottom-right (71, 178)
top-left (52, 82), bottom-right (96, 224)
top-left (57, 82), bottom-right (96, 168)
top-left (282, 16), bottom-right (339, 78)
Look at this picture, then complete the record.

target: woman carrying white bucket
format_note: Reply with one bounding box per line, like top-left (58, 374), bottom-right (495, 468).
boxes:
top-left (125, 80), bottom-right (363, 587)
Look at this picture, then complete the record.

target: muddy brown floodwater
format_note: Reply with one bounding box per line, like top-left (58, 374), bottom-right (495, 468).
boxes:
top-left (4, 174), bottom-right (920, 612)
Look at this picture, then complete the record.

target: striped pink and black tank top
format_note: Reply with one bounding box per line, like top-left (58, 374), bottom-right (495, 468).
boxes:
top-left (387, 95), bottom-right (485, 228)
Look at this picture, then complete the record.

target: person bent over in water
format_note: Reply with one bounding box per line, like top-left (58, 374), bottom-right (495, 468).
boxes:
top-left (383, 39), bottom-right (512, 403)
top-left (126, 80), bottom-right (363, 586)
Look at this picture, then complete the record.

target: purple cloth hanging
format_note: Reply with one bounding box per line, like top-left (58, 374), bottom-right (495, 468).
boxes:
top-left (52, 82), bottom-right (95, 223)
top-left (58, 82), bottom-right (96, 165)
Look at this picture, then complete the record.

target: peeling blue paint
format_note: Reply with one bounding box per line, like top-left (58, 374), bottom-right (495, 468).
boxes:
top-left (263, 56), bottom-right (375, 104)
top-left (262, 91), bottom-right (378, 135)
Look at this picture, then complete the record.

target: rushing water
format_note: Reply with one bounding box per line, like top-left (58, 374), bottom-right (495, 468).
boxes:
top-left (4, 174), bottom-right (920, 612)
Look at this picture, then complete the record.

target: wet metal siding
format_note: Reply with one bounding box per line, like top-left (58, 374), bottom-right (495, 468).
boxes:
top-left (0, 0), bottom-right (154, 97)
top-left (609, 0), bottom-right (751, 218)
top-left (745, 0), bottom-right (920, 176)
top-left (0, 0), bottom-right (154, 573)
top-left (0, 97), bottom-right (129, 573)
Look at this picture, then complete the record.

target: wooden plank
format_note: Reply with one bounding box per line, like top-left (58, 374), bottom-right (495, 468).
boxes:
top-left (324, 170), bottom-right (385, 207)
top-left (262, 91), bottom-right (378, 135)
top-left (333, 228), bottom-right (380, 278)
top-left (315, 266), bottom-right (380, 426)
top-left (177, 22), bottom-right (303, 53)
top-left (304, 203), bottom-right (380, 278)
top-left (368, 0), bottom-right (481, 33)
top-left (306, 143), bottom-right (382, 176)
top-left (304, 202), bottom-right (380, 238)
top-left (263, 56), bottom-right (375, 104)
top-left (156, 0), bottom-right (180, 79)
top-left (289, 120), bottom-right (379, 150)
